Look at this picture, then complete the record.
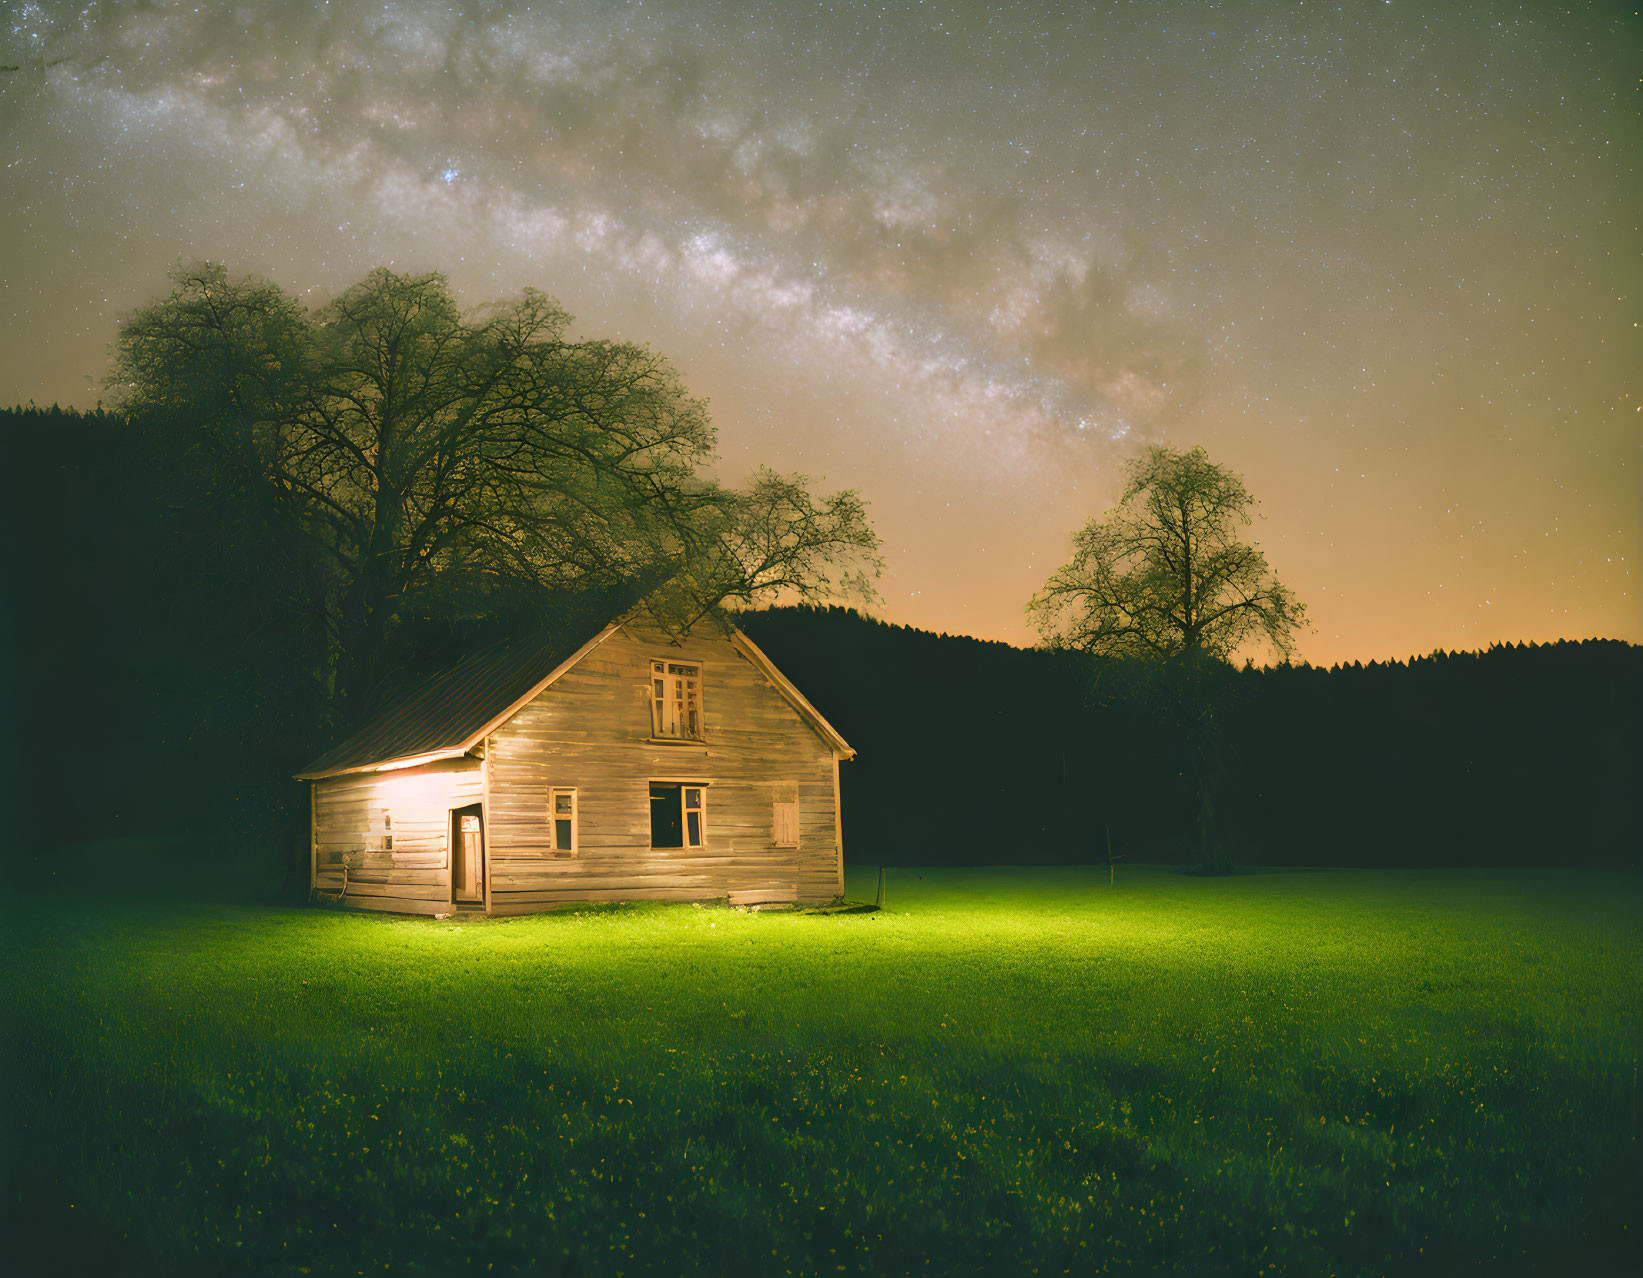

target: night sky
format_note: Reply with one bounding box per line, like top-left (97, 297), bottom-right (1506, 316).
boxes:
top-left (3, 0), bottom-right (1636, 662)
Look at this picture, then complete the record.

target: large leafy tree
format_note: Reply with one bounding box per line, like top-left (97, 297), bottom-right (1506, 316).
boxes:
top-left (1028, 444), bottom-right (1306, 869)
top-left (1028, 444), bottom-right (1304, 662)
top-left (110, 263), bottom-right (880, 716)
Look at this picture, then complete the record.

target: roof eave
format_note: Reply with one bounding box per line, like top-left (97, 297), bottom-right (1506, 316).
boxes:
top-left (293, 747), bottom-right (472, 782)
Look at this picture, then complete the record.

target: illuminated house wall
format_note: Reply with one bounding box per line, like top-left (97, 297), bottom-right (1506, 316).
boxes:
top-left (310, 758), bottom-right (484, 914)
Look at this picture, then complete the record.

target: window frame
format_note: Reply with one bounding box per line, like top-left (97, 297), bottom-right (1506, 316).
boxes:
top-left (549, 786), bottom-right (578, 858)
top-left (367, 806), bottom-right (393, 852)
top-left (649, 658), bottom-right (706, 742)
top-left (648, 780), bottom-right (708, 850)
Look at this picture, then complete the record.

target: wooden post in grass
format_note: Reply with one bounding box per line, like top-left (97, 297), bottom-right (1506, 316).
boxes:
top-left (875, 865), bottom-right (886, 909)
top-left (1106, 825), bottom-right (1123, 888)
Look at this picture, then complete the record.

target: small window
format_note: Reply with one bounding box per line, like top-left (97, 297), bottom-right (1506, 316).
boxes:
top-left (367, 807), bottom-right (393, 852)
top-left (772, 782), bottom-right (799, 848)
top-left (549, 787), bottom-right (578, 857)
top-left (649, 782), bottom-right (706, 848)
top-left (650, 659), bottom-right (704, 740)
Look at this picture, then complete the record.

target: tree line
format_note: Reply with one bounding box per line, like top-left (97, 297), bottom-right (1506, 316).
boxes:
top-left (737, 605), bottom-right (1641, 870)
top-left (4, 404), bottom-right (1636, 878)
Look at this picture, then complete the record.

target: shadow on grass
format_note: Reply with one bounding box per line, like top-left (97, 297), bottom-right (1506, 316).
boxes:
top-left (4, 1001), bottom-right (1634, 1278)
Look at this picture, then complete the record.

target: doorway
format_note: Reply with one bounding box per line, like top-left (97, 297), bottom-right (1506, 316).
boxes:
top-left (451, 804), bottom-right (485, 904)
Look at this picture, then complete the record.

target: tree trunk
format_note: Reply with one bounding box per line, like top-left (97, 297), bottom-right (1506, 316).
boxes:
top-left (333, 570), bottom-right (391, 721)
top-left (1191, 728), bottom-right (1235, 874)
top-left (334, 472), bottom-right (406, 718)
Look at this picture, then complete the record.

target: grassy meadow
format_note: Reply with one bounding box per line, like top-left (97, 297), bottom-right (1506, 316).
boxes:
top-left (2, 863), bottom-right (1637, 1275)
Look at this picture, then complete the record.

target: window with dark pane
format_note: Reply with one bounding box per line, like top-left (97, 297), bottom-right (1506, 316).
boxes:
top-left (649, 782), bottom-right (705, 848)
top-left (550, 787), bottom-right (578, 856)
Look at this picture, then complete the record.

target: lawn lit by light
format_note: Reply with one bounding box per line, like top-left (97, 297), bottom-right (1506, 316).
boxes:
top-left (3, 865), bottom-right (1636, 1275)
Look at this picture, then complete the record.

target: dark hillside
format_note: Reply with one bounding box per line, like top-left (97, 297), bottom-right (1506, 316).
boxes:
top-left (1225, 643), bottom-right (1642, 867)
top-left (739, 607), bottom-right (1161, 864)
top-left (737, 607), bottom-right (1642, 869)
top-left (2, 404), bottom-right (325, 874)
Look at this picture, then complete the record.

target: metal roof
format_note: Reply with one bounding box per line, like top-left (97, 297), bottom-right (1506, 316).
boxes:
top-left (294, 626), bottom-right (612, 779)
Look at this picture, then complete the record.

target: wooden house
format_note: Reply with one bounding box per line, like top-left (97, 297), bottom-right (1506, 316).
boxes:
top-left (294, 612), bottom-right (853, 916)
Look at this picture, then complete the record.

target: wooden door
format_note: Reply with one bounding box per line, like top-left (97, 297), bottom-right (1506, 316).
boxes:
top-left (451, 805), bottom-right (485, 904)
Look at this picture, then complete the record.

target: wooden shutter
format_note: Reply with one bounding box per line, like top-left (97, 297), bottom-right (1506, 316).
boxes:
top-left (772, 782), bottom-right (799, 848)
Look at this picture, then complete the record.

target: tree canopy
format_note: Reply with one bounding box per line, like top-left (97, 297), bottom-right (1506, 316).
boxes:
top-left (109, 263), bottom-right (881, 715)
top-left (1027, 444), bottom-right (1305, 664)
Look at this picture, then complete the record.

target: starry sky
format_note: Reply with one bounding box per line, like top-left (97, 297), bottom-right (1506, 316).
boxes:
top-left (3, 0), bottom-right (1637, 662)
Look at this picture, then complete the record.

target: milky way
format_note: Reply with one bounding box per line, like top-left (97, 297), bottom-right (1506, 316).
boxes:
top-left (3, 0), bottom-right (1636, 659)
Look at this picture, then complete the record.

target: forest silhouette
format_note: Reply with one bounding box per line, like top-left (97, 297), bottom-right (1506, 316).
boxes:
top-left (4, 404), bottom-right (1636, 880)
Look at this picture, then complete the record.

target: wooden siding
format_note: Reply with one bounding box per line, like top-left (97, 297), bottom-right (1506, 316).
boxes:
top-left (485, 622), bottom-right (844, 914)
top-left (310, 757), bottom-right (483, 915)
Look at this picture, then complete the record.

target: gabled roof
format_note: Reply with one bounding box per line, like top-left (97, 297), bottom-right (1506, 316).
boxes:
top-left (294, 625), bottom-right (618, 779)
top-left (294, 616), bottom-right (854, 780)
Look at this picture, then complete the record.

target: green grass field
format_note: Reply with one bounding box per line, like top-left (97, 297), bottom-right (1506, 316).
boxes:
top-left (3, 864), bottom-right (1637, 1275)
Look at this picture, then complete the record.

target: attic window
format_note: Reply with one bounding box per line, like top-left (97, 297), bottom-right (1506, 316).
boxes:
top-left (650, 660), bottom-right (704, 740)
